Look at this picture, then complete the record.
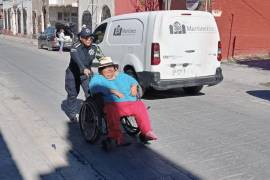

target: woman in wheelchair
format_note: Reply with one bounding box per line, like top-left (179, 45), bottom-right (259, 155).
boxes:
top-left (89, 57), bottom-right (157, 145)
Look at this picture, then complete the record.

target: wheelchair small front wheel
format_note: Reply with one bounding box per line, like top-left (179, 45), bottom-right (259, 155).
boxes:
top-left (121, 116), bottom-right (140, 136)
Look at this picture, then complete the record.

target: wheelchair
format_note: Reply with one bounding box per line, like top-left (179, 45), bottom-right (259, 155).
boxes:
top-left (79, 94), bottom-right (146, 151)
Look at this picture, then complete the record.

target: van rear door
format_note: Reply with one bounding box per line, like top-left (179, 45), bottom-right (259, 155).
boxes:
top-left (151, 11), bottom-right (220, 80)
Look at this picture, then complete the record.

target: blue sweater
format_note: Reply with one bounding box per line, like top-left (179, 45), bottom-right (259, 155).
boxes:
top-left (89, 72), bottom-right (138, 103)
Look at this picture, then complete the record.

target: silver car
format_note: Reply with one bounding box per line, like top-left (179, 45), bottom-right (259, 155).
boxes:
top-left (38, 26), bottom-right (75, 51)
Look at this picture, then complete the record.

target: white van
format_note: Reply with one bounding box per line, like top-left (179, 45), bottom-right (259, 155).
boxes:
top-left (92, 10), bottom-right (223, 95)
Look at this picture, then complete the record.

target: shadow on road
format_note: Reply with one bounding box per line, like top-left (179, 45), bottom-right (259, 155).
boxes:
top-left (237, 59), bottom-right (270, 70)
top-left (143, 88), bottom-right (204, 100)
top-left (0, 132), bottom-right (23, 180)
top-left (39, 122), bottom-right (202, 179)
top-left (247, 90), bottom-right (270, 101)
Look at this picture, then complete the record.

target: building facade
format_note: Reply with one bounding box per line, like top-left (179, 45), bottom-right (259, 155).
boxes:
top-left (111, 0), bottom-right (270, 59)
top-left (212, 0), bottom-right (270, 59)
top-left (32, 0), bottom-right (45, 38)
top-left (78, 0), bottom-right (205, 33)
top-left (3, 0), bottom-right (33, 37)
top-left (77, 0), bottom-right (209, 33)
top-left (3, 0), bottom-right (78, 38)
top-left (2, 0), bottom-right (269, 59)
top-left (113, 0), bottom-right (210, 15)
top-left (46, 0), bottom-right (79, 32)
top-left (0, 0), bottom-right (3, 32)
top-left (78, 0), bottom-right (114, 33)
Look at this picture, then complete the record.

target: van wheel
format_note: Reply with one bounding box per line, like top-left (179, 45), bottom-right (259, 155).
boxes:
top-left (125, 68), bottom-right (145, 98)
top-left (183, 86), bottom-right (203, 95)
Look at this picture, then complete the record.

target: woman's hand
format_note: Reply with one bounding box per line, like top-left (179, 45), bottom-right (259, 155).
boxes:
top-left (130, 85), bottom-right (138, 97)
top-left (110, 89), bottom-right (124, 98)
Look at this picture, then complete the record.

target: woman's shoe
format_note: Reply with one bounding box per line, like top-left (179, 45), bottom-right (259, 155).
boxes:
top-left (138, 131), bottom-right (157, 144)
top-left (144, 131), bottom-right (158, 141)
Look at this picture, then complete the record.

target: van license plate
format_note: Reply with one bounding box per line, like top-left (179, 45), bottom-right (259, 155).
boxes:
top-left (172, 67), bottom-right (186, 77)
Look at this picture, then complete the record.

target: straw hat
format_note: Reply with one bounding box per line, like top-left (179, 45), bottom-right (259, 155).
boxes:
top-left (98, 56), bottom-right (118, 69)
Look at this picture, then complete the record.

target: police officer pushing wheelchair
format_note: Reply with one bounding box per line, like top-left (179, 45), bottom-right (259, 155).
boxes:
top-left (64, 27), bottom-right (103, 122)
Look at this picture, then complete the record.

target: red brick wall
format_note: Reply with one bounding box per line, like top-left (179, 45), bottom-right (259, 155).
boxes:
top-left (114, 0), bottom-right (137, 15)
top-left (170, 0), bottom-right (185, 10)
top-left (212, 0), bottom-right (270, 59)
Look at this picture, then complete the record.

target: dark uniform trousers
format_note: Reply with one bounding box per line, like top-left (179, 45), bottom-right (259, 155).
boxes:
top-left (64, 41), bottom-right (103, 119)
top-left (65, 68), bottom-right (90, 119)
top-left (65, 68), bottom-right (90, 118)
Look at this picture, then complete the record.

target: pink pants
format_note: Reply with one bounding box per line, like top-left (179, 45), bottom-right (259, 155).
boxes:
top-left (103, 101), bottom-right (152, 144)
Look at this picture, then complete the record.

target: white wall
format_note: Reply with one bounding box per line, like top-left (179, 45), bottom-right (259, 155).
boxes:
top-left (3, 0), bottom-right (33, 37)
top-left (3, 1), bottom-right (15, 34)
top-left (78, 0), bottom-right (114, 32)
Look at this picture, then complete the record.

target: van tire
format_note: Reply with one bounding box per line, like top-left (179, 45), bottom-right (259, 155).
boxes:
top-left (183, 86), bottom-right (203, 95)
top-left (124, 68), bottom-right (145, 98)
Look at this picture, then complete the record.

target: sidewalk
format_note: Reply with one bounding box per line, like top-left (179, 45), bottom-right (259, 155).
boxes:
top-left (223, 55), bottom-right (270, 72)
top-left (0, 34), bottom-right (38, 46)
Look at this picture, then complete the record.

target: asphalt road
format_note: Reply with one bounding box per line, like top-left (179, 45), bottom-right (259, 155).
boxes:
top-left (1, 35), bottom-right (270, 180)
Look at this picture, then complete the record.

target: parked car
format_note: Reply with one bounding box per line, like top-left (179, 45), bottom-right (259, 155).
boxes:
top-left (38, 23), bottom-right (77, 51)
top-left (92, 10), bottom-right (223, 95)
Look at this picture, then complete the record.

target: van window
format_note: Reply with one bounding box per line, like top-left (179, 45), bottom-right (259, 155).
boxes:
top-left (108, 19), bottom-right (143, 45)
top-left (93, 23), bottom-right (107, 44)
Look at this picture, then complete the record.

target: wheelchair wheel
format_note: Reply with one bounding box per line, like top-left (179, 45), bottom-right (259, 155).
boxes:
top-left (79, 97), bottom-right (102, 143)
top-left (121, 116), bottom-right (140, 136)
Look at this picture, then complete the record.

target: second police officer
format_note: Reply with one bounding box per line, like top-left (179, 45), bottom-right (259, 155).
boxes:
top-left (65, 27), bottom-right (103, 122)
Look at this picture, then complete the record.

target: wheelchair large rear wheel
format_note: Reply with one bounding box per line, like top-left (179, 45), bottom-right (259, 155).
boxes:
top-left (79, 97), bottom-right (102, 143)
top-left (121, 116), bottom-right (140, 136)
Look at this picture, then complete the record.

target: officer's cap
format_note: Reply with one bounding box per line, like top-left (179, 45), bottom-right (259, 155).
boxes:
top-left (78, 27), bottom-right (94, 39)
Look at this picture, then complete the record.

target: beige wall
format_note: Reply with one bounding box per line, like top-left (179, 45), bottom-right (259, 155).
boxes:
top-left (49, 6), bottom-right (78, 32)
top-left (3, 0), bottom-right (34, 37)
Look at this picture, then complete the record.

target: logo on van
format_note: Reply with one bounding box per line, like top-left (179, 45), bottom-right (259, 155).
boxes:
top-left (169, 21), bottom-right (186, 34)
top-left (113, 25), bottom-right (137, 36)
top-left (113, 25), bottom-right (122, 36)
